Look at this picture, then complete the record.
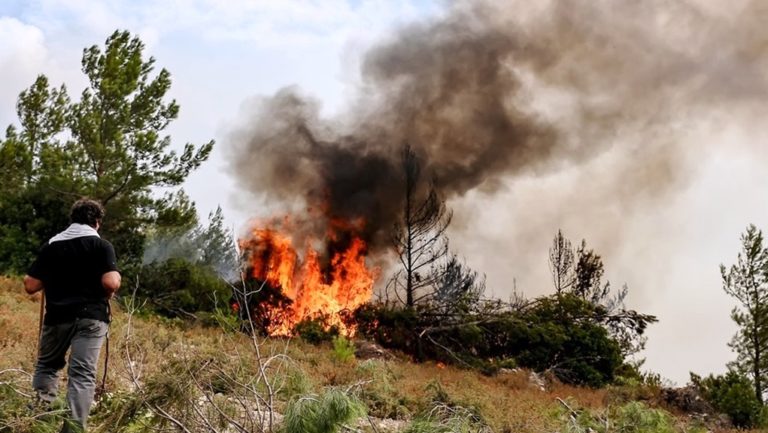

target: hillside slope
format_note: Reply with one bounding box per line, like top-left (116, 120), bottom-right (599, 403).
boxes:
top-left (0, 277), bottom-right (746, 432)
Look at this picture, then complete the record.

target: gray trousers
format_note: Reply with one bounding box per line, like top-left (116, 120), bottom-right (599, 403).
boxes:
top-left (33, 318), bottom-right (108, 432)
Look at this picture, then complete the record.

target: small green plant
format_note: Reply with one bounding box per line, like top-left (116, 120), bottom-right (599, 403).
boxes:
top-left (331, 336), bottom-right (355, 363)
top-left (280, 388), bottom-right (366, 433)
top-left (277, 367), bottom-right (315, 399)
top-left (559, 400), bottom-right (703, 433)
top-left (0, 383), bottom-right (68, 433)
top-left (403, 403), bottom-right (492, 433)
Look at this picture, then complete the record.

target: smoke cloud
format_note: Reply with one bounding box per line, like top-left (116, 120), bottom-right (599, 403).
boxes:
top-left (227, 0), bottom-right (768, 264)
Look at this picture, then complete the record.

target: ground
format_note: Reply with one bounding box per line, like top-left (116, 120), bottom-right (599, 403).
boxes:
top-left (0, 276), bottom-right (754, 432)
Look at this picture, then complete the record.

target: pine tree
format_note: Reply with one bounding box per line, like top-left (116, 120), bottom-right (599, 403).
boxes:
top-left (0, 30), bottom-right (213, 272)
top-left (549, 229), bottom-right (575, 296)
top-left (721, 224), bottom-right (768, 404)
top-left (390, 143), bottom-right (452, 308)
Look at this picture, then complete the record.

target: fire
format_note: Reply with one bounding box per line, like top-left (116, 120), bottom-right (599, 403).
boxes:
top-left (241, 217), bottom-right (378, 337)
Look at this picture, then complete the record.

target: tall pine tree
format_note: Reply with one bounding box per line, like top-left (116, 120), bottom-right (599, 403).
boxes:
top-left (0, 30), bottom-right (213, 273)
top-left (721, 224), bottom-right (768, 404)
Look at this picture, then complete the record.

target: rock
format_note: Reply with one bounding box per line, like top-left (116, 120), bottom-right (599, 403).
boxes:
top-left (529, 371), bottom-right (546, 392)
top-left (660, 386), bottom-right (713, 414)
top-left (354, 340), bottom-right (395, 360)
top-left (358, 416), bottom-right (407, 432)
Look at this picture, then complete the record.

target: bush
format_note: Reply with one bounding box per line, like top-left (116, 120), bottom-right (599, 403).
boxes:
top-left (562, 400), bottom-right (698, 433)
top-left (691, 371), bottom-right (768, 429)
top-left (354, 294), bottom-right (623, 387)
top-left (135, 258), bottom-right (231, 318)
top-left (355, 360), bottom-right (412, 419)
top-left (353, 304), bottom-right (421, 354)
top-left (331, 336), bottom-right (356, 363)
top-left (281, 388), bottom-right (366, 433)
top-left (403, 399), bottom-right (491, 433)
top-left (294, 316), bottom-right (340, 345)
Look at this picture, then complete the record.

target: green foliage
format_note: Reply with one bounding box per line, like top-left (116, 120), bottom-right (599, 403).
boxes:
top-left (331, 336), bottom-right (356, 363)
top-left (277, 367), bottom-right (315, 399)
top-left (608, 368), bottom-right (665, 405)
top-left (280, 388), bottom-right (366, 433)
top-left (561, 401), bottom-right (698, 433)
top-left (0, 383), bottom-right (68, 433)
top-left (721, 224), bottom-right (768, 404)
top-left (691, 371), bottom-right (768, 429)
top-left (294, 316), bottom-right (340, 345)
top-left (202, 300), bottom-right (241, 331)
top-left (503, 294), bottom-right (624, 387)
top-left (353, 232), bottom-right (653, 386)
top-left (136, 258), bottom-right (231, 318)
top-left (403, 399), bottom-right (491, 433)
top-left (136, 205), bottom-right (239, 319)
top-left (0, 30), bottom-right (213, 274)
top-left (355, 360), bottom-right (412, 419)
top-left (549, 231), bottom-right (657, 358)
top-left (353, 304), bottom-right (421, 354)
top-left (354, 294), bottom-right (623, 387)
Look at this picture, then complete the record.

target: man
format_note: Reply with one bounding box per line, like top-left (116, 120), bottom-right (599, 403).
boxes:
top-left (24, 198), bottom-right (121, 432)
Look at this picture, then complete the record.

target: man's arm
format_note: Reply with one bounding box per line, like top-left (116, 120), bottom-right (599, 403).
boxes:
top-left (23, 275), bottom-right (44, 294)
top-left (99, 239), bottom-right (121, 297)
top-left (102, 271), bottom-right (121, 297)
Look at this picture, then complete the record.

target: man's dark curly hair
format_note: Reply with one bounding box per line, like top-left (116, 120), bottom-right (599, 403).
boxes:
top-left (70, 198), bottom-right (106, 227)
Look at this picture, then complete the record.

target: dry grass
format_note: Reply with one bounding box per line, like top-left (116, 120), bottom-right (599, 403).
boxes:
top-left (0, 276), bottom-right (757, 433)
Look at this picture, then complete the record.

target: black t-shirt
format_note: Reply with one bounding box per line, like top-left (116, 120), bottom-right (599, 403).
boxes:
top-left (28, 236), bottom-right (118, 325)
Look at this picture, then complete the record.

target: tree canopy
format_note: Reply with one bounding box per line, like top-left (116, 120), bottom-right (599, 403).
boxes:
top-left (721, 224), bottom-right (768, 404)
top-left (0, 30), bottom-right (213, 274)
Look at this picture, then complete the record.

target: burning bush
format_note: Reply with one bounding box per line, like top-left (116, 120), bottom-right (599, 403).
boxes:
top-left (237, 215), bottom-right (378, 337)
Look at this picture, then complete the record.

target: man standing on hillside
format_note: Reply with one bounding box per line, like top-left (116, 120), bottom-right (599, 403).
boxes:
top-left (24, 198), bottom-right (121, 433)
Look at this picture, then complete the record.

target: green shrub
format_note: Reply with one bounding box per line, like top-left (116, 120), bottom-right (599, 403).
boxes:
top-left (331, 336), bottom-right (356, 363)
top-left (403, 400), bottom-right (492, 433)
top-left (355, 360), bottom-right (412, 419)
top-left (354, 295), bottom-right (623, 387)
top-left (135, 258), bottom-right (231, 318)
top-left (353, 304), bottom-right (421, 354)
top-left (277, 367), bottom-right (315, 399)
top-left (280, 388), bottom-right (366, 433)
top-left (691, 371), bottom-right (768, 429)
top-left (493, 294), bottom-right (622, 387)
top-left (294, 317), bottom-right (340, 345)
top-left (561, 401), bottom-right (696, 433)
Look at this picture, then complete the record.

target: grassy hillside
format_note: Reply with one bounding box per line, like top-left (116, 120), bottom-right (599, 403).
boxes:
top-left (0, 277), bottom-right (749, 432)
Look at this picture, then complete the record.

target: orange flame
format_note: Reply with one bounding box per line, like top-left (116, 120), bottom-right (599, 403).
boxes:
top-left (242, 217), bottom-right (378, 336)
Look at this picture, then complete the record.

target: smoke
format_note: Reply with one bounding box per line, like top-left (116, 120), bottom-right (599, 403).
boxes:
top-left (227, 0), bottom-right (768, 261)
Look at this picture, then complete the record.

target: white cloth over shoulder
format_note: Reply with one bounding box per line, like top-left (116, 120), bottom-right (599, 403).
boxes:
top-left (49, 223), bottom-right (100, 244)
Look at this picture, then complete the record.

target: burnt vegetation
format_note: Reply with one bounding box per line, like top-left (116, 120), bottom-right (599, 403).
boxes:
top-left (342, 145), bottom-right (657, 387)
top-left (235, 144), bottom-right (657, 388)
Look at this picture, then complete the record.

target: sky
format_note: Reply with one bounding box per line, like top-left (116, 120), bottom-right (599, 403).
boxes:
top-left (2, 0), bottom-right (767, 385)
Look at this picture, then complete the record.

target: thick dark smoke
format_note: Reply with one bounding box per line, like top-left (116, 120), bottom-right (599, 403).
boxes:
top-left (227, 0), bottom-right (768, 256)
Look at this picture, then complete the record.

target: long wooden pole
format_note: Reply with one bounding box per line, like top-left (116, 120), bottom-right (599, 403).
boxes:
top-left (36, 292), bottom-right (45, 358)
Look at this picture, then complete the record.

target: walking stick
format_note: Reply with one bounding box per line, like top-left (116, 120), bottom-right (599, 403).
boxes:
top-left (36, 292), bottom-right (45, 358)
top-left (95, 300), bottom-right (111, 400)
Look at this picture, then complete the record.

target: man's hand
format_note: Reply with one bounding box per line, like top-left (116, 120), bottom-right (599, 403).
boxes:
top-left (102, 271), bottom-right (121, 298)
top-left (23, 275), bottom-right (44, 295)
